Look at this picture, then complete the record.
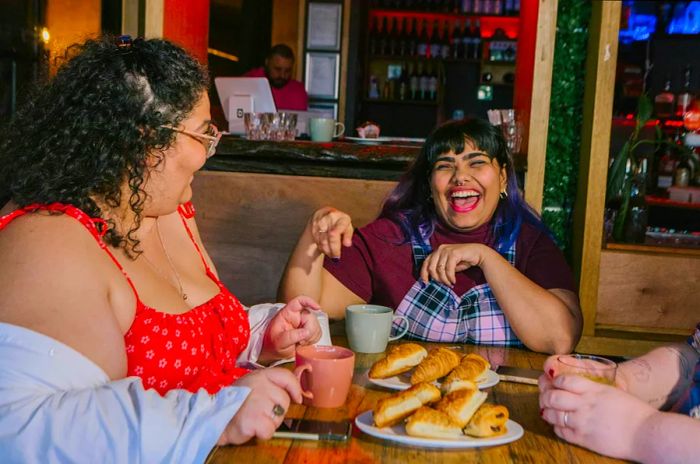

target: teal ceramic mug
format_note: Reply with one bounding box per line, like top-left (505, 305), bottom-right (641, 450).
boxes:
top-left (345, 304), bottom-right (409, 353)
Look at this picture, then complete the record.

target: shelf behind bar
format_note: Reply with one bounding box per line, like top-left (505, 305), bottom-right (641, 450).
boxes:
top-left (646, 195), bottom-right (700, 210)
top-left (369, 10), bottom-right (520, 39)
top-left (604, 242), bottom-right (700, 257)
top-left (363, 97), bottom-right (438, 106)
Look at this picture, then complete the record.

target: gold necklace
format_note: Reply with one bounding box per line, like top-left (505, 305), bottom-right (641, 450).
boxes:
top-left (141, 219), bottom-right (188, 301)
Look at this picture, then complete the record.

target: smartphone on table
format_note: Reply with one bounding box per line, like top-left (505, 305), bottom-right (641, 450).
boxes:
top-left (495, 365), bottom-right (542, 385)
top-left (273, 418), bottom-right (352, 441)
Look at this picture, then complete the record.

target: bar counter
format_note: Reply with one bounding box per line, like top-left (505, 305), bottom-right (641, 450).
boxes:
top-left (204, 136), bottom-right (420, 181)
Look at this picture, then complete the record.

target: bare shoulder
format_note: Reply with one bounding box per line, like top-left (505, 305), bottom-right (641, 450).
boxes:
top-left (0, 211), bottom-right (102, 273)
top-left (0, 211), bottom-right (129, 378)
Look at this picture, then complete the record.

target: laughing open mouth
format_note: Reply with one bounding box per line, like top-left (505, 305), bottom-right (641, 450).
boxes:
top-left (449, 190), bottom-right (481, 212)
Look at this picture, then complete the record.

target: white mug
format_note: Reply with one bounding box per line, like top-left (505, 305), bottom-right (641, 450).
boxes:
top-left (309, 117), bottom-right (345, 142)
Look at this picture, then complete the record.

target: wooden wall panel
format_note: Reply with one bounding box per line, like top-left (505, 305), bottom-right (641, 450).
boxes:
top-left (272, 0), bottom-right (301, 64)
top-left (572, 1), bottom-right (621, 338)
top-left (596, 249), bottom-right (700, 332)
top-left (191, 171), bottom-right (396, 305)
top-left (523, 0), bottom-right (557, 213)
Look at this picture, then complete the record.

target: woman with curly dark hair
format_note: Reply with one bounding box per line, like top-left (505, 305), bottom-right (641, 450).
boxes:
top-left (0, 36), bottom-right (322, 460)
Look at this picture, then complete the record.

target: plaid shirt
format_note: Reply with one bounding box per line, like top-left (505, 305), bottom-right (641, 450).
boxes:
top-left (392, 229), bottom-right (524, 346)
top-left (674, 323), bottom-right (700, 419)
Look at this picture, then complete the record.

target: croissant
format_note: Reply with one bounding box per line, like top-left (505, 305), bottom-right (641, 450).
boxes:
top-left (441, 378), bottom-right (477, 395)
top-left (404, 407), bottom-right (463, 439)
top-left (441, 359), bottom-right (489, 394)
top-left (435, 387), bottom-right (487, 428)
top-left (373, 382), bottom-right (441, 428)
top-left (410, 347), bottom-right (461, 385)
top-left (464, 404), bottom-right (509, 438)
top-left (369, 343), bottom-right (428, 379)
top-left (461, 353), bottom-right (491, 372)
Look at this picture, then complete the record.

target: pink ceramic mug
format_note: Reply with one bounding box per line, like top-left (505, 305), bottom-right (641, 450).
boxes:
top-left (293, 345), bottom-right (355, 408)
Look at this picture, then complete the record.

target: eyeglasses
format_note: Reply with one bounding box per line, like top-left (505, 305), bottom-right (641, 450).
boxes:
top-left (161, 124), bottom-right (222, 158)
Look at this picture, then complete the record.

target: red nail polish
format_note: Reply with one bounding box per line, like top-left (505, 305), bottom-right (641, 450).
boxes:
top-left (548, 369), bottom-right (555, 377)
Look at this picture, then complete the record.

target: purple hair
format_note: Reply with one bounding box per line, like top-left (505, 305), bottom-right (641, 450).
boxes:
top-left (379, 118), bottom-right (547, 254)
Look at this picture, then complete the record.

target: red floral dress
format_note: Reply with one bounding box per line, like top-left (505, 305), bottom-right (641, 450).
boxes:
top-left (0, 202), bottom-right (250, 395)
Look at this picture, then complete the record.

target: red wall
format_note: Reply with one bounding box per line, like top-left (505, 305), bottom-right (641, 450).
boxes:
top-left (513, 0), bottom-right (539, 154)
top-left (163, 0), bottom-right (210, 64)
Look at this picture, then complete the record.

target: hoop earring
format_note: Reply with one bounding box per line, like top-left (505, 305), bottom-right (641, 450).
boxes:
top-left (499, 190), bottom-right (508, 200)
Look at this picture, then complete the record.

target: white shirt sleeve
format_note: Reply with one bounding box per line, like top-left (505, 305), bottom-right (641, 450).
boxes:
top-left (0, 323), bottom-right (250, 464)
top-left (237, 302), bottom-right (285, 366)
top-left (237, 304), bottom-right (332, 368)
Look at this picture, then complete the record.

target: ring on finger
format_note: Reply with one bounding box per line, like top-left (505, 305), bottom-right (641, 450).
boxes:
top-left (272, 403), bottom-right (286, 419)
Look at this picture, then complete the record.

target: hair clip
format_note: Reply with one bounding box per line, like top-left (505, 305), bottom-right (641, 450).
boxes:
top-left (116, 35), bottom-right (133, 51)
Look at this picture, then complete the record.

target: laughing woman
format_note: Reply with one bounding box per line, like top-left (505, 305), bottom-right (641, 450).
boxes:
top-left (279, 118), bottom-right (582, 354)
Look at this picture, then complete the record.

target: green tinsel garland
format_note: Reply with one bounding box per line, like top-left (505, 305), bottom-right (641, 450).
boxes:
top-left (542, 0), bottom-right (592, 260)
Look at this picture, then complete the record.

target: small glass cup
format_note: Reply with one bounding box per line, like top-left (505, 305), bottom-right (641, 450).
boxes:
top-left (278, 112), bottom-right (298, 141)
top-left (244, 112), bottom-right (265, 140)
top-left (555, 354), bottom-right (617, 385)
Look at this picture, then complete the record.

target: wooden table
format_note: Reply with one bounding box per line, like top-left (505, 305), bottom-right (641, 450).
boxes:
top-left (207, 339), bottom-right (625, 464)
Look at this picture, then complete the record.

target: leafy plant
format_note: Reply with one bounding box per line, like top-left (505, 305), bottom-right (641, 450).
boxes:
top-left (606, 94), bottom-right (698, 241)
top-left (606, 95), bottom-right (653, 240)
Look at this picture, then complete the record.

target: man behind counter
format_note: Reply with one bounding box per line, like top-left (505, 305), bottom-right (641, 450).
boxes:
top-left (244, 44), bottom-right (308, 111)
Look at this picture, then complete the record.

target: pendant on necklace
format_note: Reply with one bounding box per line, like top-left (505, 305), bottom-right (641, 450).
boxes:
top-left (182, 293), bottom-right (188, 301)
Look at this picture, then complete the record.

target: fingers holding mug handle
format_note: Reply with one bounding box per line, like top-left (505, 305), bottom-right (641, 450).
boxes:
top-left (334, 122), bottom-right (345, 138)
top-left (388, 315), bottom-right (410, 341)
top-left (292, 364), bottom-right (314, 399)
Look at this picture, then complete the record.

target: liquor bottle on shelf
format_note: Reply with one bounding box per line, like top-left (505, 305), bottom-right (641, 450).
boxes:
top-left (461, 0), bottom-right (472, 14)
top-left (397, 17), bottom-right (408, 57)
top-left (472, 20), bottom-right (482, 60)
top-left (451, 20), bottom-right (463, 59)
top-left (656, 137), bottom-right (678, 195)
top-left (419, 62), bottom-right (430, 100)
top-left (382, 79), bottom-right (391, 100)
top-left (388, 17), bottom-right (399, 56)
top-left (676, 66), bottom-right (694, 117)
top-left (654, 75), bottom-right (674, 119)
top-left (461, 19), bottom-right (472, 60)
top-left (369, 16), bottom-right (379, 56)
top-left (482, 0), bottom-right (493, 15)
top-left (504, 0), bottom-right (515, 15)
top-left (440, 21), bottom-right (451, 59)
top-left (368, 75), bottom-right (380, 99)
top-left (377, 16), bottom-right (389, 56)
top-left (407, 18), bottom-right (418, 56)
top-left (429, 20), bottom-right (441, 59)
top-left (410, 62), bottom-right (420, 100)
top-left (428, 63), bottom-right (438, 101)
top-left (417, 20), bottom-right (429, 58)
top-left (472, 0), bottom-right (482, 15)
top-left (623, 158), bottom-right (649, 244)
top-left (398, 62), bottom-right (409, 101)
top-left (675, 156), bottom-right (692, 187)
top-left (493, 0), bottom-right (503, 15)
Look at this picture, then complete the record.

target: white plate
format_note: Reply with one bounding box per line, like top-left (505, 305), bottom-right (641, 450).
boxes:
top-left (354, 410), bottom-right (523, 449)
top-left (345, 136), bottom-right (425, 144)
top-left (368, 369), bottom-right (499, 391)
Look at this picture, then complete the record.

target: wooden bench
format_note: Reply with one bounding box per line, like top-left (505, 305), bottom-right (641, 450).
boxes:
top-left (192, 170), bottom-right (396, 305)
